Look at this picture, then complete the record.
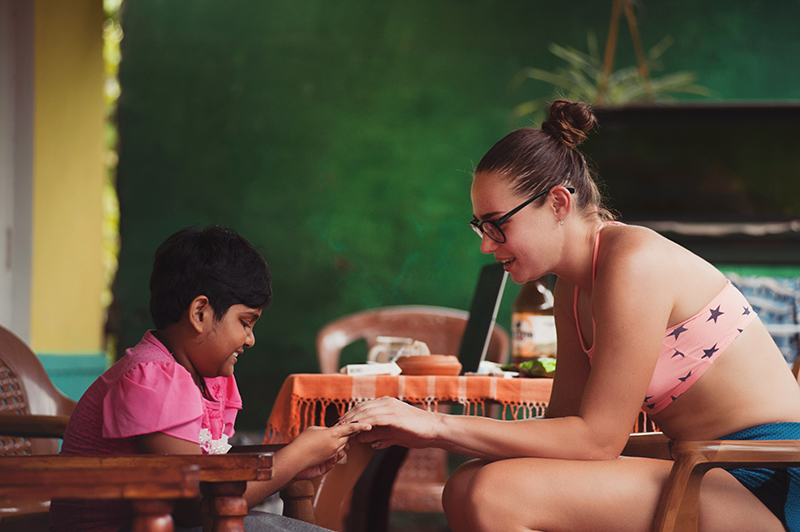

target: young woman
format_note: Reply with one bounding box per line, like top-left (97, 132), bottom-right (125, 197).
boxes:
top-left (339, 101), bottom-right (800, 532)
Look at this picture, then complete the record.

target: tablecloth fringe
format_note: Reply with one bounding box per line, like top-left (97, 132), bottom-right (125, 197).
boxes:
top-left (266, 396), bottom-right (550, 443)
top-left (457, 399), bottom-right (548, 419)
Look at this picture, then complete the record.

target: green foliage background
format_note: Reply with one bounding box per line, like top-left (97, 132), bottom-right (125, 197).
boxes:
top-left (115, 0), bottom-right (800, 429)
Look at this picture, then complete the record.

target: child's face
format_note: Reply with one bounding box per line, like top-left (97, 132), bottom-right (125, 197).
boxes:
top-left (196, 304), bottom-right (262, 378)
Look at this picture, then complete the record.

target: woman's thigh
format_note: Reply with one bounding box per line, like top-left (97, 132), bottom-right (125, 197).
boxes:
top-left (443, 456), bottom-right (784, 532)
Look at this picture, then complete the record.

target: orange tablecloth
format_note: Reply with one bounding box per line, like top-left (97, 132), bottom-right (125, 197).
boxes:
top-left (265, 373), bottom-right (554, 443)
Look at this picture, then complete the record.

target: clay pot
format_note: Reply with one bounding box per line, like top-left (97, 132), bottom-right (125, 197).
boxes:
top-left (395, 354), bottom-right (462, 376)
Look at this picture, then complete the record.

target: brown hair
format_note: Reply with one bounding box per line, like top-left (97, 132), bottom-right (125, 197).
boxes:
top-left (475, 100), bottom-right (614, 221)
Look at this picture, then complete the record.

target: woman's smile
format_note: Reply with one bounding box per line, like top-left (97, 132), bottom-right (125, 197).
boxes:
top-left (499, 257), bottom-right (516, 270)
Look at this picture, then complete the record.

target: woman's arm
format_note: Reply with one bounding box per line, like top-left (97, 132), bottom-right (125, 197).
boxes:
top-left (543, 275), bottom-right (592, 419)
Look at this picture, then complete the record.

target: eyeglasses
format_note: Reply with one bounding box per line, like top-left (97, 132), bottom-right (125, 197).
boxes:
top-left (469, 186), bottom-right (575, 243)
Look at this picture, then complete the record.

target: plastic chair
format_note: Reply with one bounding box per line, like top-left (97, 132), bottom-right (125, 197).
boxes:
top-left (315, 304), bottom-right (510, 514)
top-left (0, 325), bottom-right (76, 456)
top-left (316, 304), bottom-right (510, 374)
top-left (0, 324), bottom-right (79, 525)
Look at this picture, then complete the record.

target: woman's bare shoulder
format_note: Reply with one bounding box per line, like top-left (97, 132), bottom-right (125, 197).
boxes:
top-left (597, 223), bottom-right (728, 323)
top-left (596, 224), bottom-right (680, 280)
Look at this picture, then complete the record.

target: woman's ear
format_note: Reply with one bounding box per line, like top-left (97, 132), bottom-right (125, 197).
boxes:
top-left (550, 186), bottom-right (573, 222)
top-left (188, 295), bottom-right (211, 333)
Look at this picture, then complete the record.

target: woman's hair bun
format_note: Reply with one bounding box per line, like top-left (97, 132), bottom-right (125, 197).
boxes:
top-left (541, 100), bottom-right (597, 149)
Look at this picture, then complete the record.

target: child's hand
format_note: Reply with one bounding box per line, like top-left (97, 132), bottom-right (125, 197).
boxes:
top-left (337, 397), bottom-right (439, 450)
top-left (286, 422), bottom-right (370, 480)
top-left (293, 450), bottom-right (343, 480)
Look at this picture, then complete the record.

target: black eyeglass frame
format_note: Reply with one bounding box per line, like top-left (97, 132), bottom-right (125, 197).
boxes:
top-left (469, 186), bottom-right (575, 243)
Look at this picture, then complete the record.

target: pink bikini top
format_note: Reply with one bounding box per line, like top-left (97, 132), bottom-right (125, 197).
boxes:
top-left (574, 224), bottom-right (757, 414)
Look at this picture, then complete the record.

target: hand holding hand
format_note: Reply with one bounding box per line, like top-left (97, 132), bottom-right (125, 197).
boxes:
top-left (337, 397), bottom-right (440, 450)
top-left (293, 447), bottom-right (347, 480)
top-left (287, 421), bottom-right (370, 480)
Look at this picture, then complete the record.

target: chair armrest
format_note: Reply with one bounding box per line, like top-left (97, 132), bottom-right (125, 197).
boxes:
top-left (0, 414), bottom-right (71, 438)
top-left (654, 439), bottom-right (800, 532)
top-left (621, 432), bottom-right (672, 460)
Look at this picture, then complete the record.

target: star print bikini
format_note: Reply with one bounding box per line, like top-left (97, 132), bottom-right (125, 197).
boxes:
top-left (642, 279), bottom-right (756, 412)
top-left (574, 223), bottom-right (756, 414)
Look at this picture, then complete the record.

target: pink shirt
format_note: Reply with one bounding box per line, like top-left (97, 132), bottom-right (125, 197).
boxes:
top-left (50, 331), bottom-right (242, 532)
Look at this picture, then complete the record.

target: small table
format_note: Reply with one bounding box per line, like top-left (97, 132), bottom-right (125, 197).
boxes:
top-left (265, 374), bottom-right (553, 532)
top-left (0, 453), bottom-right (274, 532)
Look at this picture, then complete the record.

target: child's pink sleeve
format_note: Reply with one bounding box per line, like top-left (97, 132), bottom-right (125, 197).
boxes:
top-left (103, 361), bottom-right (203, 439)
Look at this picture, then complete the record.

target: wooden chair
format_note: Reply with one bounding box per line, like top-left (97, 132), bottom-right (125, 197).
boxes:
top-left (315, 304), bottom-right (510, 515)
top-left (0, 324), bottom-right (368, 532)
top-left (621, 356), bottom-right (800, 532)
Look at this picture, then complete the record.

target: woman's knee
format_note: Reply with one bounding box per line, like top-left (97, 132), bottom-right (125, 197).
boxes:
top-left (443, 460), bottom-right (489, 528)
top-left (443, 460), bottom-right (516, 529)
top-left (443, 459), bottom-right (485, 508)
top-left (462, 461), bottom-right (514, 512)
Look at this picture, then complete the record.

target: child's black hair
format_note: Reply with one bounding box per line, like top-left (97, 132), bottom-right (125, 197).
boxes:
top-left (149, 226), bottom-right (272, 329)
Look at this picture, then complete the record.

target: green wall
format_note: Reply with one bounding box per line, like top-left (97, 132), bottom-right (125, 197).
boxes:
top-left (115, 0), bottom-right (800, 429)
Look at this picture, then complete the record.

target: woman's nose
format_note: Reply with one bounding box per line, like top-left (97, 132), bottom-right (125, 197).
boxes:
top-left (480, 234), bottom-right (498, 254)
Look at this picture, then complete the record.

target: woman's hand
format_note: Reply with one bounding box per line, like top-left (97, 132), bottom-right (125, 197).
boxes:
top-left (337, 397), bottom-right (440, 450)
top-left (285, 422), bottom-right (370, 480)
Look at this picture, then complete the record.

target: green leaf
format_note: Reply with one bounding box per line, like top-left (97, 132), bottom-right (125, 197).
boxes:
top-left (509, 30), bottom-right (711, 116)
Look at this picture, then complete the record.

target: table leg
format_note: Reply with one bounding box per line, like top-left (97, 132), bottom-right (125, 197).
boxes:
top-left (131, 499), bottom-right (176, 532)
top-left (346, 446), bottom-right (409, 532)
top-left (201, 480), bottom-right (249, 532)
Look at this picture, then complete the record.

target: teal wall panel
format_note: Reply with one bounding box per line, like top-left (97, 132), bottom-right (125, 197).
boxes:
top-left (114, 0), bottom-right (800, 429)
top-left (38, 354), bottom-right (109, 401)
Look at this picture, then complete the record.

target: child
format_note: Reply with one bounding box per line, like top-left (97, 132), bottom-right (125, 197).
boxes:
top-left (50, 226), bottom-right (368, 532)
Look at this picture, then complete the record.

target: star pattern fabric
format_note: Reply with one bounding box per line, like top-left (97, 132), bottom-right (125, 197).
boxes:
top-left (573, 223), bottom-right (766, 416)
top-left (708, 305), bottom-right (725, 323)
top-left (639, 280), bottom-right (757, 414)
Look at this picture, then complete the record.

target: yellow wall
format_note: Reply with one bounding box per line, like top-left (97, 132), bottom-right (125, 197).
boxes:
top-left (30, 0), bottom-right (105, 354)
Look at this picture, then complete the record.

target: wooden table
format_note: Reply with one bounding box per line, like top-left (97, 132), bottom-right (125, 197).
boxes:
top-left (265, 374), bottom-right (553, 532)
top-left (0, 453), bottom-right (273, 532)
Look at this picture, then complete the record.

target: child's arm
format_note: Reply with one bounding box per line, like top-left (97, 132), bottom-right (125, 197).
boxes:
top-left (242, 422), bottom-right (370, 508)
top-left (136, 422), bottom-right (371, 514)
top-left (137, 431), bottom-right (202, 454)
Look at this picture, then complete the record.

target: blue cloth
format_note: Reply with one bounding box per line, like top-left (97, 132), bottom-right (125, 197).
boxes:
top-left (725, 273), bottom-right (800, 366)
top-left (722, 422), bottom-right (800, 532)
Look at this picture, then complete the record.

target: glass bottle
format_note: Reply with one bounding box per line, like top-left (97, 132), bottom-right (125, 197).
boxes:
top-left (511, 276), bottom-right (556, 365)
